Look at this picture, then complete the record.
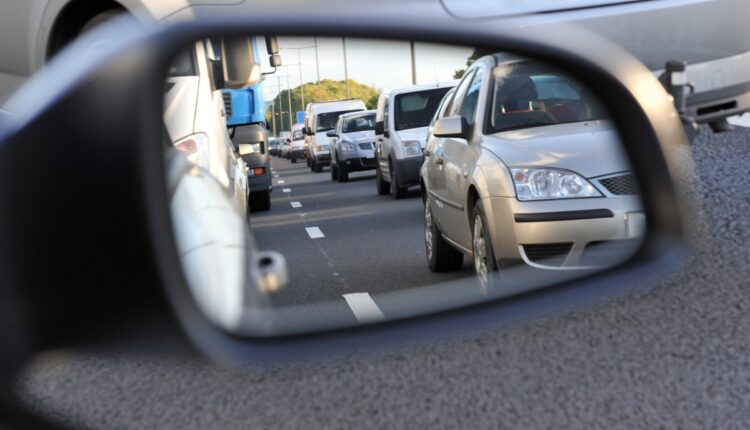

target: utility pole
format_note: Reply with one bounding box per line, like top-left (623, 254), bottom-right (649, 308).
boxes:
top-left (343, 37), bottom-right (350, 98)
top-left (297, 51), bottom-right (305, 110)
top-left (271, 100), bottom-right (276, 136)
top-left (314, 36), bottom-right (321, 99)
top-left (410, 40), bottom-right (417, 85)
top-left (286, 72), bottom-right (293, 129)
top-left (276, 75), bottom-right (285, 131)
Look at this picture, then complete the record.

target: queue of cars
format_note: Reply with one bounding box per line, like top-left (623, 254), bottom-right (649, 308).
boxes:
top-left (279, 53), bottom-right (643, 287)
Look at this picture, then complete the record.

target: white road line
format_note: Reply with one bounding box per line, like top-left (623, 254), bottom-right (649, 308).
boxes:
top-left (290, 201), bottom-right (302, 208)
top-left (343, 293), bottom-right (386, 323)
top-left (305, 226), bottom-right (324, 239)
top-left (278, 180), bottom-right (285, 184)
top-left (729, 114), bottom-right (750, 128)
top-left (282, 188), bottom-right (291, 193)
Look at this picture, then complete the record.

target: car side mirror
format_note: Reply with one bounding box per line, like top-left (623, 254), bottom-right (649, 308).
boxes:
top-left (432, 116), bottom-right (468, 139)
top-left (326, 130), bottom-right (337, 137)
top-left (374, 121), bottom-right (384, 135)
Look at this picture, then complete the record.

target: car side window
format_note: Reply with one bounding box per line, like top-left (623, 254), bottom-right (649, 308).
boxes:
top-left (435, 90), bottom-right (455, 122)
top-left (383, 99), bottom-right (390, 130)
top-left (457, 67), bottom-right (484, 126)
top-left (448, 69), bottom-right (476, 118)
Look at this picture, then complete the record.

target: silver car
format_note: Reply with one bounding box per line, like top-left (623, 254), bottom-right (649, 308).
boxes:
top-left (329, 110), bottom-right (377, 182)
top-left (420, 54), bottom-right (644, 285)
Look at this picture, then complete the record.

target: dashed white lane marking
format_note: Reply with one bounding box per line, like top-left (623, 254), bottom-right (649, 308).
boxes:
top-left (278, 180), bottom-right (285, 184)
top-left (305, 226), bottom-right (324, 239)
top-left (290, 201), bottom-right (302, 208)
top-left (273, 174), bottom-right (279, 178)
top-left (729, 114), bottom-right (750, 127)
top-left (282, 188), bottom-right (291, 193)
top-left (343, 293), bottom-right (386, 323)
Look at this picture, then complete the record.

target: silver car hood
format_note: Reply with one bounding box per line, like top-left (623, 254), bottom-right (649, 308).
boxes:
top-left (342, 130), bottom-right (376, 143)
top-left (482, 120), bottom-right (630, 178)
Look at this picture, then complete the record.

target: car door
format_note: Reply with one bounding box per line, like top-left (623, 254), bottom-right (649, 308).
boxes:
top-left (441, 66), bottom-right (485, 246)
top-left (429, 69), bottom-right (475, 240)
top-left (424, 88), bottom-right (456, 212)
top-left (377, 97), bottom-right (392, 178)
top-left (331, 117), bottom-right (342, 163)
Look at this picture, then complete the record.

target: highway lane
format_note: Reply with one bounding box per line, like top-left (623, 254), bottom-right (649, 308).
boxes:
top-left (251, 156), bottom-right (474, 312)
top-left (17, 128), bottom-right (750, 429)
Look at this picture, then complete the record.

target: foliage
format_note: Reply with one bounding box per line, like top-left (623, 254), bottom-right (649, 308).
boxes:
top-left (266, 79), bottom-right (380, 132)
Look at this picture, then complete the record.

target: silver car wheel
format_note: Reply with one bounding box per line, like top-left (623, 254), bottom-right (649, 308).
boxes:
top-left (473, 213), bottom-right (489, 285)
top-left (424, 200), bottom-right (434, 261)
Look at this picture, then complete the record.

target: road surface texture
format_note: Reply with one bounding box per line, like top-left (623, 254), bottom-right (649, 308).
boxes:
top-left (16, 126), bottom-right (750, 429)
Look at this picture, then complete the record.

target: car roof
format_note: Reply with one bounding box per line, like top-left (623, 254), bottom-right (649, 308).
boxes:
top-left (339, 109), bottom-right (376, 119)
top-left (307, 99), bottom-right (366, 114)
top-left (383, 80), bottom-right (458, 98)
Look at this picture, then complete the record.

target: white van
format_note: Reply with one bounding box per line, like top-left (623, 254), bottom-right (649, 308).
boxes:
top-left (289, 123), bottom-right (306, 163)
top-left (164, 39), bottom-right (261, 217)
top-left (374, 81), bottom-right (457, 198)
top-left (303, 99), bottom-right (366, 172)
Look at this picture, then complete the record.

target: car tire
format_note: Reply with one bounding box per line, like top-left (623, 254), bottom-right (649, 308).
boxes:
top-left (375, 163), bottom-right (389, 195)
top-left (338, 160), bottom-right (349, 182)
top-left (472, 200), bottom-right (498, 291)
top-left (331, 162), bottom-right (339, 181)
top-left (314, 161), bottom-right (323, 173)
top-left (390, 160), bottom-right (407, 199)
top-left (250, 190), bottom-right (271, 212)
top-left (310, 159), bottom-right (317, 172)
top-left (425, 195), bottom-right (464, 272)
top-left (291, 153), bottom-right (297, 163)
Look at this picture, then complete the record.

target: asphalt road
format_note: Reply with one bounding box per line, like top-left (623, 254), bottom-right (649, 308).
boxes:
top-left (17, 127), bottom-right (750, 429)
top-left (251, 157), bottom-right (473, 310)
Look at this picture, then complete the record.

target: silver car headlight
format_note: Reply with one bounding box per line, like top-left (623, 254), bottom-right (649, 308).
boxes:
top-left (403, 140), bottom-right (422, 157)
top-left (341, 143), bottom-right (356, 151)
top-left (511, 168), bottom-right (602, 201)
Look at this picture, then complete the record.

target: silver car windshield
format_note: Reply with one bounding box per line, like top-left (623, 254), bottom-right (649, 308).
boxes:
top-left (488, 62), bottom-right (607, 134)
top-left (343, 113), bottom-right (376, 133)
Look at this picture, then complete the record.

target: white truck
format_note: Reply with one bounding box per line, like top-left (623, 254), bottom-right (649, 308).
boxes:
top-left (374, 82), bottom-right (456, 199)
top-left (303, 99), bottom-right (366, 173)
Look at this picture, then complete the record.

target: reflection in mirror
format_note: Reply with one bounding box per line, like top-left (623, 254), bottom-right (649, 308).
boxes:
top-left (163, 35), bottom-right (644, 337)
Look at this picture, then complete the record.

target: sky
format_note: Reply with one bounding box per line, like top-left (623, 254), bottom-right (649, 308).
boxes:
top-left (259, 36), bottom-right (474, 102)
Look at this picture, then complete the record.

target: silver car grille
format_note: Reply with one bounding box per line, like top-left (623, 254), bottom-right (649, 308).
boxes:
top-left (598, 173), bottom-right (639, 196)
top-left (358, 142), bottom-right (374, 150)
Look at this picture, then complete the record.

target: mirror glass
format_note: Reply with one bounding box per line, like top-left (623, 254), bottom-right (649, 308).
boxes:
top-left (163, 35), bottom-right (644, 336)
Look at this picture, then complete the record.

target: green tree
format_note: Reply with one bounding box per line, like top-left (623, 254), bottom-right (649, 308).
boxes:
top-left (266, 79), bottom-right (380, 132)
top-left (453, 48), bottom-right (495, 79)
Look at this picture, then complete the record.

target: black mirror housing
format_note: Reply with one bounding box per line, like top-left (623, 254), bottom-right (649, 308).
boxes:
top-left (0, 13), bottom-right (690, 370)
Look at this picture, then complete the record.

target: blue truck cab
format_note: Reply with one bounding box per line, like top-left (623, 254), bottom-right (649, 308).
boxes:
top-left (223, 37), bottom-right (276, 212)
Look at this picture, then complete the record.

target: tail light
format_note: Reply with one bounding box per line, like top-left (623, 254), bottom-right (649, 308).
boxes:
top-left (174, 133), bottom-right (209, 169)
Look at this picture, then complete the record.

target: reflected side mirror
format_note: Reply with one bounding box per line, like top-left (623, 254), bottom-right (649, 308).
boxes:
top-left (375, 120), bottom-right (389, 138)
top-left (326, 130), bottom-right (337, 137)
top-left (433, 116), bottom-right (469, 140)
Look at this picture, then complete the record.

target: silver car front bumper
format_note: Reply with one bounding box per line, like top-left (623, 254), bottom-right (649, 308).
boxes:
top-left (484, 195), bottom-right (644, 270)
